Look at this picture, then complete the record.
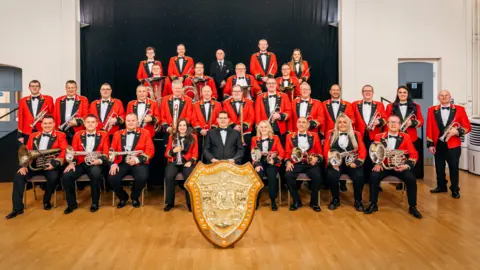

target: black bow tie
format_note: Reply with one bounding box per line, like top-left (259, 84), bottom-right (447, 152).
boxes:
top-left (178, 57), bottom-right (184, 60)
top-left (137, 101), bottom-right (145, 104)
top-left (260, 138), bottom-right (269, 142)
top-left (31, 96), bottom-right (39, 101)
top-left (102, 100), bottom-right (109, 104)
top-left (260, 52), bottom-right (267, 56)
top-left (340, 132), bottom-right (348, 136)
top-left (301, 100), bottom-right (309, 104)
top-left (147, 61), bottom-right (154, 64)
top-left (127, 131), bottom-right (135, 135)
top-left (399, 103), bottom-right (407, 107)
top-left (441, 107), bottom-right (450, 110)
top-left (363, 101), bottom-right (371, 105)
top-left (234, 101), bottom-right (241, 104)
top-left (173, 98), bottom-right (180, 101)
top-left (238, 77), bottom-right (245, 80)
top-left (388, 135), bottom-right (398, 139)
top-left (331, 101), bottom-right (339, 104)
top-left (298, 134), bottom-right (307, 137)
top-left (219, 128), bottom-right (228, 132)
top-left (42, 133), bottom-right (51, 137)
top-left (269, 95), bottom-right (276, 99)
top-left (66, 98), bottom-right (74, 102)
top-left (87, 134), bottom-right (95, 137)
top-left (295, 62), bottom-right (300, 64)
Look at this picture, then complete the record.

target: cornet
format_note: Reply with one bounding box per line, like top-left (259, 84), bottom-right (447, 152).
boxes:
top-left (173, 133), bottom-right (184, 165)
top-left (268, 105), bottom-right (280, 124)
top-left (367, 111), bottom-right (381, 130)
top-left (291, 147), bottom-right (317, 164)
top-left (400, 112), bottom-right (416, 132)
top-left (102, 111), bottom-right (118, 132)
top-left (108, 148), bottom-right (144, 163)
top-left (65, 146), bottom-right (102, 166)
top-left (30, 106), bottom-right (49, 128)
top-left (139, 108), bottom-right (152, 128)
top-left (328, 150), bottom-right (358, 166)
top-left (59, 109), bottom-right (79, 131)
top-left (18, 144), bottom-right (61, 171)
top-left (369, 143), bottom-right (408, 170)
top-left (439, 121), bottom-right (461, 142)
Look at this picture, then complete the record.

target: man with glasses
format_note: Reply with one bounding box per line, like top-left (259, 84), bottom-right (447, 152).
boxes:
top-left (276, 63), bottom-right (300, 101)
top-left (223, 63), bottom-right (261, 100)
top-left (88, 83), bottom-right (126, 137)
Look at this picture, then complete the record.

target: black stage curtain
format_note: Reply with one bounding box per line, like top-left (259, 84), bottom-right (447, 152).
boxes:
top-left (80, 0), bottom-right (338, 103)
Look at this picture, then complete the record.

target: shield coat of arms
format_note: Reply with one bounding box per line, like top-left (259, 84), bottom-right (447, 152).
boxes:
top-left (185, 161), bottom-right (264, 248)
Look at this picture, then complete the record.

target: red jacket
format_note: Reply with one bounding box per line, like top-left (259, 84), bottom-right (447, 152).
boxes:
top-left (250, 135), bottom-right (285, 167)
top-left (191, 99), bottom-right (222, 132)
top-left (385, 102), bottom-right (423, 142)
top-left (250, 52), bottom-right (278, 84)
top-left (27, 130), bottom-right (68, 167)
top-left (374, 132), bottom-right (418, 169)
top-left (167, 56), bottom-right (195, 81)
top-left (284, 131), bottom-right (323, 164)
top-left (426, 104), bottom-right (471, 149)
top-left (18, 94), bottom-right (55, 136)
top-left (323, 130), bottom-right (366, 167)
top-left (255, 92), bottom-right (292, 135)
top-left (290, 97), bottom-right (325, 133)
top-left (54, 95), bottom-right (89, 133)
top-left (110, 128), bottom-right (155, 165)
top-left (276, 76), bottom-right (300, 101)
top-left (322, 99), bottom-right (355, 137)
top-left (70, 130), bottom-right (110, 165)
top-left (164, 134), bottom-right (199, 163)
top-left (183, 75), bottom-right (218, 100)
top-left (136, 60), bottom-right (162, 81)
top-left (126, 99), bottom-right (160, 137)
top-left (352, 100), bottom-right (388, 140)
top-left (223, 97), bottom-right (255, 134)
top-left (159, 95), bottom-right (193, 130)
top-left (223, 74), bottom-right (261, 99)
top-left (88, 98), bottom-right (126, 136)
top-left (289, 60), bottom-right (310, 81)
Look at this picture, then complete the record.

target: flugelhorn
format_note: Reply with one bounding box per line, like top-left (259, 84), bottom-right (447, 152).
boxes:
top-left (18, 144), bottom-right (61, 171)
top-left (65, 146), bottom-right (102, 166)
top-left (291, 147), bottom-right (317, 164)
top-left (400, 111), bottom-right (415, 132)
top-left (108, 148), bottom-right (144, 163)
top-left (328, 150), bottom-right (358, 166)
top-left (30, 106), bottom-right (49, 128)
top-left (367, 111), bottom-right (381, 130)
top-left (369, 143), bottom-right (408, 170)
top-left (439, 121), bottom-right (461, 142)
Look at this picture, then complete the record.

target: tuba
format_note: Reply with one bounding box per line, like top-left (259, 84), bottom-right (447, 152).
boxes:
top-left (18, 144), bottom-right (61, 171)
top-left (183, 86), bottom-right (198, 103)
top-left (369, 143), bottom-right (408, 170)
top-left (439, 121), bottom-right (461, 142)
top-left (65, 146), bottom-right (102, 166)
top-left (108, 148), bottom-right (144, 163)
top-left (328, 150), bottom-right (358, 166)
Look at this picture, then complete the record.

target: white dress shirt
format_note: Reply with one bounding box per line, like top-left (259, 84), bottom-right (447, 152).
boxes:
top-left (331, 99), bottom-right (340, 119)
top-left (85, 132), bottom-right (96, 152)
top-left (261, 54), bottom-right (267, 70)
top-left (299, 99), bottom-right (309, 117)
top-left (295, 63), bottom-right (300, 74)
top-left (297, 132), bottom-right (309, 151)
top-left (204, 101), bottom-right (211, 122)
top-left (362, 101), bottom-right (372, 124)
top-left (283, 79), bottom-right (289, 87)
top-left (147, 61), bottom-right (154, 73)
top-left (100, 99), bottom-right (110, 122)
top-left (65, 96), bottom-right (75, 121)
top-left (237, 77), bottom-right (248, 86)
top-left (234, 101), bottom-right (241, 114)
top-left (125, 132), bottom-right (135, 151)
top-left (441, 105), bottom-right (450, 126)
top-left (399, 102), bottom-right (408, 118)
top-left (137, 102), bottom-right (146, 123)
top-left (261, 138), bottom-right (269, 153)
top-left (268, 94), bottom-right (277, 114)
top-left (220, 130), bottom-right (227, 145)
top-left (218, 60), bottom-right (223, 68)
top-left (178, 58), bottom-right (184, 72)
top-left (31, 95), bottom-right (40, 117)
top-left (173, 97), bottom-right (181, 122)
top-left (338, 133), bottom-right (349, 150)
top-left (38, 132), bottom-right (52, 150)
top-left (387, 133), bottom-right (398, 150)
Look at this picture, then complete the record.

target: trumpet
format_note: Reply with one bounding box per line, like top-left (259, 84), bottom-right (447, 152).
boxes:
top-left (108, 148), bottom-right (144, 163)
top-left (268, 105), bottom-right (280, 124)
top-left (400, 111), bottom-right (416, 132)
top-left (59, 108), bottom-right (79, 131)
top-left (328, 150), bottom-right (358, 166)
top-left (367, 111), bottom-right (381, 130)
top-left (170, 104), bottom-right (179, 134)
top-left (102, 111), bottom-right (118, 132)
top-left (18, 144), bottom-right (61, 171)
top-left (439, 121), bottom-right (461, 142)
top-left (30, 106), bottom-right (49, 128)
top-left (369, 143), bottom-right (408, 170)
top-left (65, 146), bottom-right (102, 166)
top-left (183, 86), bottom-right (199, 103)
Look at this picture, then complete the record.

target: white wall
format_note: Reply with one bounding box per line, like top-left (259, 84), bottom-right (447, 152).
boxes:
top-left (0, 0), bottom-right (80, 99)
top-left (340, 0), bottom-right (474, 114)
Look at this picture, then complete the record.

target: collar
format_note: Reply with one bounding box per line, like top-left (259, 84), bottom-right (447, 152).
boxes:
top-left (101, 98), bottom-right (111, 102)
top-left (331, 98), bottom-right (341, 102)
top-left (388, 132), bottom-right (399, 137)
top-left (85, 131), bottom-right (97, 135)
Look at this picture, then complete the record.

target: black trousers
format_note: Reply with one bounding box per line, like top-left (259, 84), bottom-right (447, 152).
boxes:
top-left (164, 163), bottom-right (194, 205)
top-left (362, 133), bottom-right (374, 182)
top-left (63, 164), bottom-right (104, 207)
top-left (434, 141), bottom-right (461, 191)
top-left (108, 163), bottom-right (149, 201)
top-left (327, 165), bottom-right (364, 201)
top-left (256, 162), bottom-right (279, 201)
top-left (284, 163), bottom-right (323, 205)
top-left (413, 139), bottom-right (424, 179)
top-left (241, 133), bottom-right (252, 165)
top-left (369, 169), bottom-right (417, 207)
top-left (12, 169), bottom-right (60, 210)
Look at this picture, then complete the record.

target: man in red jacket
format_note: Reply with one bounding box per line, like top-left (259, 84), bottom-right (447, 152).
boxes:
top-left (223, 63), bottom-right (261, 100)
top-left (136, 46), bottom-right (162, 83)
top-left (250, 39), bottom-right (278, 91)
top-left (88, 83), bottom-right (126, 136)
top-left (276, 63), bottom-right (300, 101)
top-left (183, 62), bottom-right (218, 100)
top-left (126, 85), bottom-right (160, 137)
top-left (289, 82), bottom-right (324, 133)
top-left (167, 44), bottom-right (194, 82)
top-left (427, 90), bottom-right (471, 199)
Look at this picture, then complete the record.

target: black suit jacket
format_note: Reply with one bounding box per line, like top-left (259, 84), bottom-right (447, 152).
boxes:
top-left (210, 60), bottom-right (234, 86)
top-left (203, 127), bottom-right (244, 164)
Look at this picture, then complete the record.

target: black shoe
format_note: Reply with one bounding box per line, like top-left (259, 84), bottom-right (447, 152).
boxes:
top-left (328, 198), bottom-right (340, 210)
top-left (396, 183), bottom-right (403, 190)
top-left (164, 204), bottom-right (174, 212)
top-left (408, 207), bottom-right (423, 219)
top-left (364, 203), bottom-right (378, 214)
top-left (289, 201), bottom-right (302, 211)
top-left (340, 183), bottom-right (348, 192)
top-left (354, 201), bottom-right (364, 212)
top-left (90, 204), bottom-right (99, 213)
top-left (5, 210), bottom-right (24, 219)
top-left (430, 187), bottom-right (448, 193)
top-left (117, 200), bottom-right (127, 209)
top-left (452, 191), bottom-right (460, 199)
top-left (310, 204), bottom-right (321, 212)
top-left (378, 186), bottom-right (383, 192)
top-left (43, 203), bottom-right (52, 210)
top-left (271, 202), bottom-right (278, 211)
top-left (132, 200), bottom-right (141, 208)
top-left (187, 204), bottom-right (192, 212)
top-left (63, 205), bottom-right (77, 215)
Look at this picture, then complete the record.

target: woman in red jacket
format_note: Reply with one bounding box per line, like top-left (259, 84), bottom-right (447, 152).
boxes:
top-left (288, 48), bottom-right (310, 84)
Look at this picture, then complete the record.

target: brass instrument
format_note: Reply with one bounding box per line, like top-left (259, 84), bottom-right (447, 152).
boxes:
top-left (279, 83), bottom-right (295, 101)
top-left (367, 111), bottom-right (381, 130)
top-left (240, 85), bottom-right (251, 99)
top-left (30, 106), bottom-right (49, 128)
top-left (102, 111), bottom-right (118, 132)
top-left (65, 146), bottom-right (102, 166)
top-left (291, 147), bottom-right (317, 164)
top-left (251, 147), bottom-right (262, 162)
top-left (173, 133), bottom-right (184, 165)
top-left (108, 148), bottom-right (144, 163)
top-left (139, 108), bottom-right (152, 128)
top-left (171, 104), bottom-right (179, 134)
top-left (268, 105), bottom-right (280, 124)
top-left (240, 103), bottom-right (245, 145)
top-left (18, 144), bottom-right (61, 171)
top-left (59, 108), bottom-right (79, 131)
top-left (183, 86), bottom-right (199, 103)
top-left (144, 76), bottom-right (166, 101)
top-left (328, 150), bottom-right (358, 166)
top-left (299, 67), bottom-right (311, 80)
top-left (369, 143), bottom-right (408, 170)
top-left (439, 121), bottom-right (461, 142)
top-left (400, 111), bottom-right (415, 132)
top-left (251, 147), bottom-right (278, 165)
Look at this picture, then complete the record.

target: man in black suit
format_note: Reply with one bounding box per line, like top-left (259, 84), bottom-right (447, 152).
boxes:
top-left (209, 49), bottom-right (233, 101)
top-left (203, 111), bottom-right (244, 164)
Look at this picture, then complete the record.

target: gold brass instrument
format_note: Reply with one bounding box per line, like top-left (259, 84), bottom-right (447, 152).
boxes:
top-left (240, 103), bottom-right (245, 145)
top-left (30, 106), bottom-right (49, 128)
top-left (291, 147), bottom-right (317, 163)
top-left (400, 111), bottom-right (415, 132)
top-left (65, 146), bottom-right (102, 166)
top-left (171, 104), bottom-right (179, 134)
top-left (251, 147), bottom-right (278, 165)
top-left (328, 150), bottom-right (358, 166)
top-left (369, 143), bottom-right (408, 170)
top-left (367, 111), bottom-right (381, 131)
top-left (268, 105), bottom-right (280, 124)
top-left (279, 83), bottom-right (295, 101)
top-left (439, 121), bottom-right (461, 142)
top-left (59, 108), bottom-right (79, 131)
top-left (102, 111), bottom-right (118, 132)
top-left (18, 144), bottom-right (61, 171)
top-left (173, 133), bottom-right (184, 165)
top-left (183, 86), bottom-right (199, 103)
top-left (108, 148), bottom-right (144, 163)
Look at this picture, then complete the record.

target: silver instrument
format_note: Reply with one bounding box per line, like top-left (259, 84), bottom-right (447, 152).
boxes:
top-left (173, 134), bottom-right (184, 165)
top-left (65, 146), bottom-right (102, 166)
top-left (30, 106), bottom-right (49, 128)
top-left (102, 110), bottom-right (118, 132)
top-left (439, 121), bottom-right (461, 142)
top-left (59, 108), bottom-right (79, 131)
top-left (328, 150), bottom-right (358, 166)
top-left (367, 111), bottom-right (381, 130)
top-left (108, 148), bottom-right (144, 163)
top-left (400, 111), bottom-right (415, 132)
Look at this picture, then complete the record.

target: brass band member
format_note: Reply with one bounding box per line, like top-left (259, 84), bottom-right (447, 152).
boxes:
top-left (250, 39), bottom-right (278, 92)
top-left (183, 62), bottom-right (218, 100)
top-left (324, 114), bottom-right (366, 211)
top-left (146, 63), bottom-right (168, 99)
top-left (251, 120), bottom-right (285, 211)
top-left (288, 48), bottom-right (310, 84)
top-left (223, 63), bottom-right (261, 100)
top-left (6, 115), bottom-right (68, 219)
top-left (136, 46), bottom-right (162, 83)
top-left (284, 117), bottom-right (323, 212)
top-left (427, 90), bottom-right (471, 199)
top-left (289, 82), bottom-right (325, 133)
top-left (126, 85), bottom-right (160, 138)
top-left (62, 115), bottom-right (110, 214)
top-left (88, 83), bottom-right (126, 136)
top-left (167, 44), bottom-right (194, 82)
top-left (365, 115), bottom-right (422, 219)
top-left (276, 63), bottom-right (300, 101)
top-left (108, 113), bottom-right (155, 208)
top-left (164, 118), bottom-right (198, 212)
top-left (159, 80), bottom-right (193, 135)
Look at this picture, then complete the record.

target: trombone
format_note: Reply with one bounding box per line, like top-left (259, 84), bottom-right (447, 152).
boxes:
top-left (30, 106), bottom-right (49, 128)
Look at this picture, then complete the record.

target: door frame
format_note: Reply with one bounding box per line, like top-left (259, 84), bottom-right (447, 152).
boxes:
top-left (398, 58), bottom-right (441, 105)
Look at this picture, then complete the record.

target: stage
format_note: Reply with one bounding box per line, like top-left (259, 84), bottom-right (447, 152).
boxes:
top-left (1, 166), bottom-right (479, 269)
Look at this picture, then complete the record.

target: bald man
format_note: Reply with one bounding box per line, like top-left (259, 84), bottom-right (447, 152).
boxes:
top-left (209, 49), bottom-right (233, 101)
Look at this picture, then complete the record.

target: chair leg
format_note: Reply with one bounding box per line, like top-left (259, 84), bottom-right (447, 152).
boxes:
top-left (112, 191), bottom-right (115, 207)
top-left (54, 189), bottom-right (57, 208)
top-left (75, 181), bottom-right (78, 199)
top-left (163, 177), bottom-right (167, 206)
top-left (141, 188), bottom-right (145, 207)
top-left (23, 183), bottom-right (27, 210)
top-left (278, 175), bottom-right (282, 206)
top-left (103, 178), bottom-right (107, 200)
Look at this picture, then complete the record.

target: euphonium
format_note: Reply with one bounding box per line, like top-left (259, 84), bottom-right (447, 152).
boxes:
top-left (65, 146), bottom-right (102, 166)
top-left (328, 150), bottom-right (358, 166)
top-left (439, 121), bottom-right (461, 142)
top-left (108, 148), bottom-right (144, 163)
top-left (18, 144), bottom-right (61, 171)
top-left (369, 143), bottom-right (408, 170)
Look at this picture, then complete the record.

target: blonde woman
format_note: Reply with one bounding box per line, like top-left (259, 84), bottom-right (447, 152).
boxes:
top-left (288, 49), bottom-right (310, 84)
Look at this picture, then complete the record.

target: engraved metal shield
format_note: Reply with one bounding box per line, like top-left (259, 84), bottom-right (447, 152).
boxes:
top-left (185, 161), bottom-right (264, 248)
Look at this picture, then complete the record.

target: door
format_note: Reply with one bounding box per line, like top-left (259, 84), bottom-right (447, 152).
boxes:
top-left (0, 66), bottom-right (22, 138)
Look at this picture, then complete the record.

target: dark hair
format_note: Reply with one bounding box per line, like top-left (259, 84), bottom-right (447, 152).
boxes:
top-left (394, 85), bottom-right (416, 112)
top-left (174, 118), bottom-right (194, 145)
top-left (145, 46), bottom-right (155, 52)
top-left (195, 62), bottom-right (204, 68)
top-left (29, 80), bottom-right (41, 87)
top-left (330, 84), bottom-right (341, 91)
top-left (85, 114), bottom-right (98, 121)
top-left (42, 114), bottom-right (55, 121)
top-left (388, 114), bottom-right (401, 122)
top-left (218, 110), bottom-right (229, 118)
top-left (65, 80), bottom-right (77, 86)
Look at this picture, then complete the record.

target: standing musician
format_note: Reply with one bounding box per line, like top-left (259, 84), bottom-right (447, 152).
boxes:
top-left (159, 80), bottom-right (193, 136)
top-left (164, 118), bottom-right (198, 212)
top-left (427, 90), bottom-right (471, 199)
top-left (5, 115), bottom-right (68, 219)
top-left (126, 85), bottom-right (160, 137)
top-left (255, 77), bottom-right (292, 145)
top-left (108, 113), bottom-right (155, 208)
top-left (223, 63), bottom-right (261, 100)
top-left (288, 48), bottom-right (310, 84)
top-left (250, 39), bottom-right (278, 92)
top-left (209, 49), bottom-right (234, 101)
top-left (167, 44), bottom-right (194, 83)
top-left (324, 114), bottom-right (366, 212)
top-left (284, 117), bottom-right (323, 212)
top-left (365, 115), bottom-right (422, 219)
top-left (290, 82), bottom-right (324, 133)
top-left (144, 63), bottom-right (168, 100)
top-left (62, 115), bottom-right (110, 214)
top-left (352, 85), bottom-right (387, 182)
top-left (251, 120), bottom-right (285, 211)
top-left (54, 80), bottom-right (89, 143)
top-left (386, 85), bottom-right (424, 179)
top-left (136, 46), bottom-right (162, 83)
top-left (276, 63), bottom-right (300, 101)
top-left (88, 83), bottom-right (126, 136)
top-left (18, 80), bottom-right (55, 144)
top-left (183, 62), bottom-right (218, 100)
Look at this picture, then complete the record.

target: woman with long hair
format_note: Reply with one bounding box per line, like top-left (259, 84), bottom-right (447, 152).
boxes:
top-left (288, 48), bottom-right (310, 84)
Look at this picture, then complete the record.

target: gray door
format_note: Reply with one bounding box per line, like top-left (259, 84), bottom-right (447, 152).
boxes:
top-left (398, 62), bottom-right (434, 164)
top-left (0, 66), bottom-right (22, 138)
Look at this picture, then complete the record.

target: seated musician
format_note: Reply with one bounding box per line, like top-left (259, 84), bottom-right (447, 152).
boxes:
top-left (183, 62), bottom-right (218, 100)
top-left (164, 118), bottom-right (198, 212)
top-left (284, 117), bottom-right (323, 212)
top-left (108, 113), bottom-right (155, 208)
top-left (126, 85), bottom-right (159, 138)
top-left (62, 114), bottom-right (110, 214)
top-left (276, 63), bottom-right (300, 101)
top-left (324, 114), bottom-right (366, 212)
top-left (251, 120), bottom-right (285, 211)
top-left (223, 63), bottom-right (261, 100)
top-left (365, 115), bottom-right (422, 219)
top-left (6, 115), bottom-right (68, 219)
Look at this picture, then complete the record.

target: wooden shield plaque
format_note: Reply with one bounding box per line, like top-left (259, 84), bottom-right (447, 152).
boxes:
top-left (185, 161), bottom-right (264, 248)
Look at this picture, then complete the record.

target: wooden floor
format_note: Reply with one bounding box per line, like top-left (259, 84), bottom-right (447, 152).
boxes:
top-left (1, 166), bottom-right (479, 270)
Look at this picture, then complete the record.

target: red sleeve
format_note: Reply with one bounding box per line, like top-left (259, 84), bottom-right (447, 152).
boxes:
top-left (255, 95), bottom-right (263, 125)
top-left (184, 100), bottom-right (193, 124)
top-left (164, 135), bottom-right (174, 159)
top-left (356, 132), bottom-right (367, 160)
top-left (293, 77), bottom-right (301, 98)
top-left (245, 101), bottom-right (255, 127)
top-left (250, 54), bottom-right (261, 79)
top-left (405, 134), bottom-right (418, 162)
top-left (143, 133), bottom-right (155, 159)
top-left (151, 101), bottom-right (160, 123)
top-left (101, 133), bottom-right (110, 156)
top-left (459, 107), bottom-right (472, 135)
top-left (223, 77), bottom-right (234, 97)
top-left (89, 101), bottom-right (98, 119)
top-left (302, 61), bottom-right (310, 80)
top-left (275, 136), bottom-right (285, 160)
top-left (378, 102), bottom-right (388, 126)
top-left (126, 101), bottom-right (133, 114)
top-left (54, 97), bottom-right (62, 128)
top-left (281, 94), bottom-right (292, 121)
top-left (116, 100), bottom-right (126, 124)
top-left (57, 132), bottom-right (68, 160)
top-left (167, 58), bottom-right (176, 80)
top-left (159, 98), bottom-right (169, 125)
top-left (285, 134), bottom-right (293, 159)
top-left (251, 77), bottom-right (262, 97)
top-left (313, 133), bottom-right (323, 158)
top-left (323, 130), bottom-right (332, 160)
top-left (250, 136), bottom-right (257, 150)
top-left (385, 104), bottom-right (393, 116)
top-left (415, 103), bottom-right (424, 127)
top-left (345, 103), bottom-right (355, 126)
top-left (137, 62), bottom-right (144, 81)
top-left (426, 107), bottom-right (435, 147)
top-left (18, 100), bottom-right (24, 133)
top-left (81, 96), bottom-right (89, 117)
top-left (208, 78), bottom-right (218, 99)
top-left (185, 135), bottom-right (199, 162)
top-left (111, 132), bottom-right (122, 164)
